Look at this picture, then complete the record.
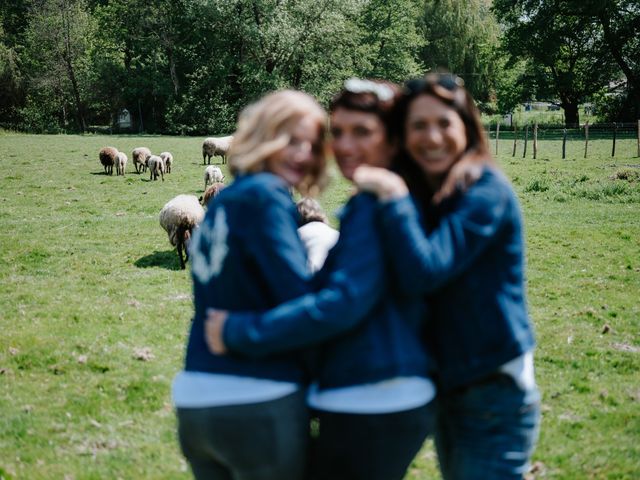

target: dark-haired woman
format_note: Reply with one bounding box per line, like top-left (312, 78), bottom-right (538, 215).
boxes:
top-left (206, 79), bottom-right (435, 480)
top-left (355, 73), bottom-right (540, 479)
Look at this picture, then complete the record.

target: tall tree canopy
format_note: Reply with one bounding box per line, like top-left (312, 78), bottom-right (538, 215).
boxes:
top-left (493, 0), bottom-right (625, 125)
top-left (568, 0), bottom-right (640, 119)
top-left (2, 0), bottom-right (630, 132)
top-left (420, 0), bottom-right (501, 107)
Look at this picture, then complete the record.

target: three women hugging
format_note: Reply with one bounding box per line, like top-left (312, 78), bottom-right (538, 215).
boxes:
top-left (172, 74), bottom-right (541, 480)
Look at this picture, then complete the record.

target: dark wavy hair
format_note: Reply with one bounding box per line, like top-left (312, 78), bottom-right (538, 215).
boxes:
top-left (329, 79), bottom-right (403, 141)
top-left (392, 72), bottom-right (494, 204)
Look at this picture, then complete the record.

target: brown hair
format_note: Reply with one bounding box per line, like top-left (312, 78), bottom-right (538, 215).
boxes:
top-left (228, 90), bottom-right (329, 196)
top-left (329, 79), bottom-right (402, 141)
top-left (393, 73), bottom-right (494, 203)
top-left (296, 197), bottom-right (328, 225)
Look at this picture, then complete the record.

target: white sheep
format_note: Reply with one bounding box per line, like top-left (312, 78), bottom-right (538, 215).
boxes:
top-left (148, 155), bottom-right (165, 181)
top-left (204, 165), bottom-right (224, 191)
top-left (159, 194), bottom-right (205, 269)
top-left (202, 135), bottom-right (233, 165)
top-left (115, 152), bottom-right (128, 176)
top-left (99, 146), bottom-right (118, 175)
top-left (132, 147), bottom-right (152, 173)
top-left (160, 151), bottom-right (173, 173)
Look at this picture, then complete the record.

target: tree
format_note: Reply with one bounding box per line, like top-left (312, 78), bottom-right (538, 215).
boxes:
top-left (493, 0), bottom-right (619, 126)
top-left (357, 0), bottom-right (425, 82)
top-left (0, 23), bottom-right (24, 124)
top-left (23, 0), bottom-right (95, 131)
top-left (564, 0), bottom-right (640, 119)
top-left (420, 0), bottom-right (502, 107)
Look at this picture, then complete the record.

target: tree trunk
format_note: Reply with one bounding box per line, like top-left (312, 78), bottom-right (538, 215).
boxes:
top-left (562, 102), bottom-right (579, 127)
top-left (61, 0), bottom-right (86, 132)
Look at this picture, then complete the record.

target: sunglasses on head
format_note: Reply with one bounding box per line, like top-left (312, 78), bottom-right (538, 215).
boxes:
top-left (343, 78), bottom-right (395, 102)
top-left (405, 73), bottom-right (465, 99)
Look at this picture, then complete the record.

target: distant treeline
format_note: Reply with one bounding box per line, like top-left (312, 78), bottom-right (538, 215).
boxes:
top-left (0, 0), bottom-right (638, 134)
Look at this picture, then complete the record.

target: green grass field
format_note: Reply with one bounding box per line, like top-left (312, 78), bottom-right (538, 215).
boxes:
top-left (0, 133), bottom-right (638, 479)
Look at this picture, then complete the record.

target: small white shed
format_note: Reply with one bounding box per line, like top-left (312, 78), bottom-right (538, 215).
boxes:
top-left (117, 109), bottom-right (131, 129)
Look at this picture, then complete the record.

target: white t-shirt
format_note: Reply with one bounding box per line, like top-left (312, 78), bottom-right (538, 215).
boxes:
top-left (298, 221), bottom-right (339, 273)
top-left (307, 376), bottom-right (436, 414)
top-left (172, 371), bottom-right (299, 408)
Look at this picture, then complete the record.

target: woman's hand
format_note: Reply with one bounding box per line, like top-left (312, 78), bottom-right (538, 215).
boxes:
top-left (353, 165), bottom-right (409, 201)
top-left (205, 309), bottom-right (229, 354)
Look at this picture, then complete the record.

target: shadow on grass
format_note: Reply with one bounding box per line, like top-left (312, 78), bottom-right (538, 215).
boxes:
top-left (135, 250), bottom-right (181, 270)
top-left (90, 171), bottom-right (146, 176)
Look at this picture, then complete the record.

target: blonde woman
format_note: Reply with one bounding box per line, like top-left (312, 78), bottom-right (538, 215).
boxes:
top-left (173, 90), bottom-right (328, 480)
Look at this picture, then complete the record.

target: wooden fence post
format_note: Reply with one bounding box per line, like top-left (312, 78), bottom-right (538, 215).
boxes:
top-left (512, 124), bottom-right (518, 157)
top-left (584, 121), bottom-right (589, 158)
top-left (562, 129), bottom-right (567, 159)
top-left (523, 124), bottom-right (529, 158)
top-left (637, 120), bottom-right (640, 157)
top-left (533, 122), bottom-right (538, 159)
top-left (612, 122), bottom-right (617, 157)
top-left (495, 122), bottom-right (500, 155)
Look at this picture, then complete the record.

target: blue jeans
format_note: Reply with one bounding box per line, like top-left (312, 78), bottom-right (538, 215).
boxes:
top-left (435, 374), bottom-right (540, 480)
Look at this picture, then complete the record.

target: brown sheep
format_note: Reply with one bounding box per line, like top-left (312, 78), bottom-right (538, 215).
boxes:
top-left (200, 182), bottom-right (226, 207)
top-left (99, 146), bottom-right (118, 175)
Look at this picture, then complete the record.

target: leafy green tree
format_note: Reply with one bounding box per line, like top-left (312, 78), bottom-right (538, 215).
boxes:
top-left (23, 0), bottom-right (95, 131)
top-left (0, 23), bottom-right (24, 124)
top-left (419, 0), bottom-right (502, 107)
top-left (357, 0), bottom-right (425, 82)
top-left (564, 0), bottom-right (640, 119)
top-left (493, 0), bottom-right (618, 126)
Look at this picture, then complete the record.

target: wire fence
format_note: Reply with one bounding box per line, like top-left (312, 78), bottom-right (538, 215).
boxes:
top-left (483, 121), bottom-right (640, 159)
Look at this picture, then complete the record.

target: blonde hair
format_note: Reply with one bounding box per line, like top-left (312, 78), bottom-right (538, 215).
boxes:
top-left (228, 90), bottom-right (328, 196)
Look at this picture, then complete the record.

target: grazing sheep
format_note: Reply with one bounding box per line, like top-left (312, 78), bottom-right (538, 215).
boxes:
top-left (160, 151), bottom-right (173, 173)
top-left (202, 135), bottom-right (233, 165)
top-left (200, 182), bottom-right (226, 207)
top-left (204, 165), bottom-right (224, 191)
top-left (115, 152), bottom-right (128, 176)
top-left (159, 194), bottom-right (205, 269)
top-left (148, 155), bottom-right (165, 181)
top-left (99, 146), bottom-right (118, 175)
top-left (132, 147), bottom-right (152, 173)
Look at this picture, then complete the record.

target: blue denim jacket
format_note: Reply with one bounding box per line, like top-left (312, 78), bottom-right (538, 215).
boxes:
top-left (379, 167), bottom-right (535, 392)
top-left (223, 192), bottom-right (431, 389)
top-left (184, 172), bottom-right (312, 382)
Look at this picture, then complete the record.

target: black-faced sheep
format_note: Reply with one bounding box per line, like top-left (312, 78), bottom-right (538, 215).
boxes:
top-left (132, 147), bottom-right (152, 173)
top-left (159, 194), bottom-right (205, 269)
top-left (202, 136), bottom-right (233, 165)
top-left (200, 182), bottom-right (226, 207)
top-left (160, 151), bottom-right (173, 173)
top-left (99, 147), bottom-right (118, 175)
top-left (204, 165), bottom-right (224, 191)
top-left (148, 155), bottom-right (164, 181)
top-left (115, 152), bottom-right (128, 176)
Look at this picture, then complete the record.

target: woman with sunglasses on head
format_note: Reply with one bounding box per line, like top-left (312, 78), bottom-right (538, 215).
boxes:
top-left (173, 90), bottom-right (328, 480)
top-left (206, 79), bottom-right (435, 480)
top-left (354, 73), bottom-right (540, 479)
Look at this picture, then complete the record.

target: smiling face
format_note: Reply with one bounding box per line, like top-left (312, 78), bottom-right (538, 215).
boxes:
top-left (330, 107), bottom-right (394, 181)
top-left (265, 114), bottom-right (323, 188)
top-left (404, 94), bottom-right (467, 180)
